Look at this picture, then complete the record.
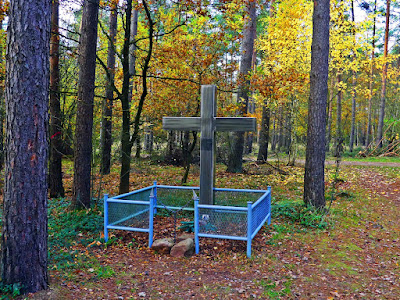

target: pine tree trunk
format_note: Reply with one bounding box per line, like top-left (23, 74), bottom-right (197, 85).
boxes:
top-left (49, 0), bottom-right (65, 198)
top-left (100, 4), bottom-right (118, 175)
top-left (73, 0), bottom-right (100, 208)
top-left (376, 0), bottom-right (390, 147)
top-left (304, 0), bottom-right (330, 208)
top-left (227, 0), bottom-right (256, 173)
top-left (2, 0), bottom-right (50, 292)
top-left (0, 20), bottom-right (4, 170)
top-left (257, 103), bottom-right (270, 162)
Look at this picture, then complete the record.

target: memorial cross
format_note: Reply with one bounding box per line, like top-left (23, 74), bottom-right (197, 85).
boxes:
top-left (163, 85), bottom-right (256, 205)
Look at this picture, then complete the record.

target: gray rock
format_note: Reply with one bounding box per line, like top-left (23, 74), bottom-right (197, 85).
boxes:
top-left (176, 233), bottom-right (194, 243)
top-left (151, 238), bottom-right (174, 254)
top-left (170, 238), bottom-right (194, 258)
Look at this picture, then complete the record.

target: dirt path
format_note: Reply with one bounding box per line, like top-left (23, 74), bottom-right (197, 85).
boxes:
top-left (291, 159), bottom-right (400, 168)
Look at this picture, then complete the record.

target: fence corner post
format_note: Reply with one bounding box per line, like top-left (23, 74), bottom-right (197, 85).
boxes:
top-left (104, 194), bottom-right (109, 242)
top-left (247, 201), bottom-right (252, 258)
top-left (194, 197), bottom-right (200, 254)
top-left (149, 191), bottom-right (155, 248)
top-left (267, 186), bottom-right (272, 225)
top-left (153, 180), bottom-right (158, 214)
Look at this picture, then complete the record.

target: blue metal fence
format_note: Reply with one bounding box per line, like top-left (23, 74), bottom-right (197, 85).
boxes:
top-left (104, 182), bottom-right (271, 257)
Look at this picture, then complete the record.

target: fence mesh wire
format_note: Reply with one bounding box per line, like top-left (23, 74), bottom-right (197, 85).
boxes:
top-left (213, 190), bottom-right (261, 206)
top-left (198, 207), bottom-right (248, 237)
top-left (156, 188), bottom-right (197, 209)
top-left (108, 202), bottom-right (149, 229)
top-left (251, 194), bottom-right (269, 234)
top-left (122, 189), bottom-right (152, 201)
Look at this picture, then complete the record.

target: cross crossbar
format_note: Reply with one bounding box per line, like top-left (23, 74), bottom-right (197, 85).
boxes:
top-left (163, 117), bottom-right (256, 132)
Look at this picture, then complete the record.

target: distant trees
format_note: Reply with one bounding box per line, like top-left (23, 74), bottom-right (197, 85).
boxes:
top-left (2, 0), bottom-right (50, 292)
top-left (303, 0), bottom-right (330, 208)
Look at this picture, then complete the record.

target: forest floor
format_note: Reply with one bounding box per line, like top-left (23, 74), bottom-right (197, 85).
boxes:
top-left (10, 158), bottom-right (400, 299)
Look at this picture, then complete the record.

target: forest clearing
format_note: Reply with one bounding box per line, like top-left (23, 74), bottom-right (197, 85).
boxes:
top-left (10, 158), bottom-right (398, 299)
top-left (1, 0), bottom-right (400, 297)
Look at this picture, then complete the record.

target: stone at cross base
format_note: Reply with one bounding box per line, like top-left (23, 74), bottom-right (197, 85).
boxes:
top-left (163, 85), bottom-right (256, 205)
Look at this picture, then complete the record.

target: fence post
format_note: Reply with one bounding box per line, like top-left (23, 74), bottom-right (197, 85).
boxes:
top-left (194, 197), bottom-right (200, 254)
top-left (104, 194), bottom-right (109, 242)
top-left (267, 186), bottom-right (272, 225)
top-left (153, 181), bottom-right (157, 214)
top-left (149, 190), bottom-right (155, 247)
top-left (247, 201), bottom-right (252, 258)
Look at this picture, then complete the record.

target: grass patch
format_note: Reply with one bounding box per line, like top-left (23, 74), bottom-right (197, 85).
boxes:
top-left (48, 198), bottom-right (103, 272)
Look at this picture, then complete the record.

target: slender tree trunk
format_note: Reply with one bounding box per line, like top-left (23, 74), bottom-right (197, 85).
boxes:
top-left (257, 102), bottom-right (270, 162)
top-left (2, 0), bottom-right (50, 292)
top-left (100, 4), bottom-right (118, 175)
top-left (73, 0), bottom-right (100, 209)
top-left (49, 0), bottom-right (65, 197)
top-left (349, 0), bottom-right (356, 152)
top-left (227, 0), bottom-right (256, 173)
top-left (365, 0), bottom-right (377, 148)
top-left (334, 73), bottom-right (342, 157)
top-left (376, 0), bottom-right (390, 147)
top-left (304, 0), bottom-right (330, 208)
top-left (271, 115), bottom-right (277, 151)
top-left (119, 0), bottom-right (154, 194)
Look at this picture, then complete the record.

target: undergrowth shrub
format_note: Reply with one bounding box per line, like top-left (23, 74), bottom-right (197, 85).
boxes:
top-left (272, 201), bottom-right (328, 229)
top-left (48, 198), bottom-right (103, 270)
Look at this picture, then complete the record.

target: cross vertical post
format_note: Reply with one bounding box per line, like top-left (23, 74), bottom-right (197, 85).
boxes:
top-left (199, 85), bottom-right (216, 205)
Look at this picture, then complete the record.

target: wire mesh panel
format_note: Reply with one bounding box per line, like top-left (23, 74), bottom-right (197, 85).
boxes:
top-left (122, 189), bottom-right (152, 201)
top-left (198, 207), bottom-right (248, 237)
top-left (214, 190), bottom-right (261, 207)
top-left (108, 201), bottom-right (149, 229)
top-left (156, 187), bottom-right (198, 209)
top-left (251, 193), bottom-right (269, 235)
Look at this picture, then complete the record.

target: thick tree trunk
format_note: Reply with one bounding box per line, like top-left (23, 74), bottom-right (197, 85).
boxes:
top-left (304, 0), bottom-right (330, 209)
top-left (49, 0), bottom-right (65, 197)
top-left (73, 0), bottom-right (99, 209)
top-left (376, 0), bottom-right (390, 147)
top-left (227, 0), bottom-right (256, 173)
top-left (101, 4), bottom-right (118, 175)
top-left (0, 20), bottom-right (4, 170)
top-left (2, 0), bottom-right (50, 292)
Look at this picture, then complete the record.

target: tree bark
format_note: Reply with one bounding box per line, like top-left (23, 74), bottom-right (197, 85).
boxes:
top-left (73, 0), bottom-right (99, 208)
top-left (227, 0), bottom-right (256, 173)
top-left (2, 0), bottom-right (50, 292)
top-left (304, 0), bottom-right (330, 209)
top-left (101, 4), bottom-right (118, 175)
top-left (0, 20), bottom-right (4, 170)
top-left (376, 0), bottom-right (390, 147)
top-left (49, 0), bottom-right (65, 197)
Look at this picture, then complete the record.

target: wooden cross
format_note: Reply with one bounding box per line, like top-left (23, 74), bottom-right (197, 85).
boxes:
top-left (163, 85), bottom-right (256, 205)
